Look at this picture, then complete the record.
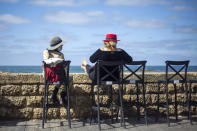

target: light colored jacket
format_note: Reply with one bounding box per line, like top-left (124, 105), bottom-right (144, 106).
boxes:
top-left (42, 50), bottom-right (65, 79)
top-left (43, 50), bottom-right (64, 60)
top-left (43, 50), bottom-right (64, 67)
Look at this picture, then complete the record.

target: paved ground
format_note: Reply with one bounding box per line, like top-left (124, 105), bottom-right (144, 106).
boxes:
top-left (0, 116), bottom-right (197, 131)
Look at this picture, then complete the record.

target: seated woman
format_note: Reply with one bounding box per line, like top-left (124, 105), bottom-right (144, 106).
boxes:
top-left (81, 34), bottom-right (132, 81)
top-left (43, 36), bottom-right (67, 106)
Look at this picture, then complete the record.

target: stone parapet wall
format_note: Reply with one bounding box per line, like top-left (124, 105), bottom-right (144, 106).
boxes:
top-left (0, 72), bottom-right (197, 120)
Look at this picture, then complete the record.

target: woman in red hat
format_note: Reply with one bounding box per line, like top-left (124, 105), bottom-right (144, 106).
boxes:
top-left (81, 34), bottom-right (132, 81)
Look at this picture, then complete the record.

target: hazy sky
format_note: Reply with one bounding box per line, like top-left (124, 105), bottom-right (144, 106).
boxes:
top-left (0, 0), bottom-right (197, 66)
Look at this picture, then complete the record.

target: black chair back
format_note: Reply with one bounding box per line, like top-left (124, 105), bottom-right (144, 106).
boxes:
top-left (165, 60), bottom-right (189, 82)
top-left (96, 60), bottom-right (123, 85)
top-left (42, 60), bottom-right (71, 128)
top-left (123, 61), bottom-right (147, 83)
top-left (43, 60), bottom-right (71, 83)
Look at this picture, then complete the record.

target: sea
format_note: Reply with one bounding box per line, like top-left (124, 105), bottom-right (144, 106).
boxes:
top-left (0, 65), bottom-right (197, 73)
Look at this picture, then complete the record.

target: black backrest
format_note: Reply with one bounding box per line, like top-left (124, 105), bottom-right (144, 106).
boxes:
top-left (96, 60), bottom-right (123, 85)
top-left (123, 61), bottom-right (147, 81)
top-left (43, 60), bottom-right (71, 82)
top-left (62, 61), bottom-right (71, 83)
top-left (165, 60), bottom-right (189, 82)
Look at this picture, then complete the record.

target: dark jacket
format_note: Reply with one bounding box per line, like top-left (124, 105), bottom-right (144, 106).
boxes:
top-left (89, 48), bottom-right (133, 82)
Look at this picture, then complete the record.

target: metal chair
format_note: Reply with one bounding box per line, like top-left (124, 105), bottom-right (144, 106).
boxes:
top-left (189, 79), bottom-right (197, 124)
top-left (89, 60), bottom-right (125, 130)
top-left (122, 61), bottom-right (147, 125)
top-left (157, 60), bottom-right (189, 127)
top-left (42, 60), bottom-right (71, 128)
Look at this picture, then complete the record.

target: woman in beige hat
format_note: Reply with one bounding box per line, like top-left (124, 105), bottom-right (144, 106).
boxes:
top-left (43, 36), bottom-right (64, 61)
top-left (43, 36), bottom-right (67, 106)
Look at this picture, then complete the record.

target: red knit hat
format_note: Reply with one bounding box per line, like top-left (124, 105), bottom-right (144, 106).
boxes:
top-left (103, 34), bottom-right (120, 41)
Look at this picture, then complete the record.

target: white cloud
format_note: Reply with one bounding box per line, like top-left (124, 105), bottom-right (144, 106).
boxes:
top-left (122, 38), bottom-right (197, 58)
top-left (45, 11), bottom-right (89, 24)
top-left (124, 19), bottom-right (169, 28)
top-left (86, 11), bottom-right (104, 16)
top-left (44, 11), bottom-right (104, 24)
top-left (169, 15), bottom-right (182, 20)
top-left (0, 0), bottom-right (18, 3)
top-left (105, 0), bottom-right (169, 6)
top-left (174, 26), bottom-right (197, 33)
top-left (0, 34), bottom-right (14, 39)
top-left (31, 0), bottom-right (98, 6)
top-left (32, 0), bottom-right (75, 6)
top-left (0, 24), bottom-right (7, 31)
top-left (0, 14), bottom-right (31, 24)
top-left (170, 5), bottom-right (196, 11)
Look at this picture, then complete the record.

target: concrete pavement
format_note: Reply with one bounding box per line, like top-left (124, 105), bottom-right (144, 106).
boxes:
top-left (0, 116), bottom-right (197, 131)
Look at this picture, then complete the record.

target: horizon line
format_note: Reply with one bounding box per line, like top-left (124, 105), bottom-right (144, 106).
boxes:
top-left (1, 65), bottom-right (197, 66)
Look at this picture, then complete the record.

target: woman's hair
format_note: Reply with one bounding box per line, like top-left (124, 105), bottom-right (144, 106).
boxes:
top-left (104, 41), bottom-right (117, 50)
top-left (109, 41), bottom-right (117, 50)
top-left (104, 41), bottom-right (110, 48)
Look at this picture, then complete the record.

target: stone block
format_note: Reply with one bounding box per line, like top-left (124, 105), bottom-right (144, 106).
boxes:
top-left (123, 94), bottom-right (151, 105)
top-left (190, 106), bottom-right (197, 115)
top-left (26, 96), bottom-right (42, 107)
top-left (123, 95), bottom-right (131, 103)
top-left (128, 95), bottom-right (137, 102)
top-left (0, 73), bottom-right (43, 84)
top-left (0, 107), bottom-right (33, 119)
top-left (158, 94), bottom-right (166, 103)
top-left (109, 84), bottom-right (127, 95)
top-left (145, 94), bottom-right (151, 104)
top-left (191, 94), bottom-right (197, 101)
top-left (94, 95), bottom-right (110, 105)
top-left (0, 96), bottom-right (26, 108)
top-left (144, 73), bottom-right (165, 82)
top-left (178, 105), bottom-right (188, 115)
top-left (146, 84), bottom-right (161, 94)
top-left (123, 84), bottom-right (137, 94)
top-left (124, 94), bottom-right (140, 104)
top-left (39, 84), bottom-right (57, 96)
top-left (1, 85), bottom-right (22, 96)
top-left (33, 108), bottom-right (42, 119)
top-left (21, 85), bottom-right (39, 96)
top-left (72, 73), bottom-right (91, 83)
top-left (92, 85), bottom-right (116, 95)
top-left (72, 84), bottom-right (91, 95)
top-left (100, 107), bottom-right (111, 116)
top-left (124, 106), bottom-right (137, 117)
top-left (72, 106), bottom-right (90, 119)
top-left (59, 107), bottom-right (67, 118)
top-left (177, 94), bottom-right (187, 103)
top-left (0, 107), bottom-right (12, 118)
top-left (150, 94), bottom-right (158, 105)
top-left (19, 108), bottom-right (33, 119)
top-left (59, 107), bottom-right (75, 119)
top-left (75, 96), bottom-right (91, 107)
top-left (47, 108), bottom-right (60, 119)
